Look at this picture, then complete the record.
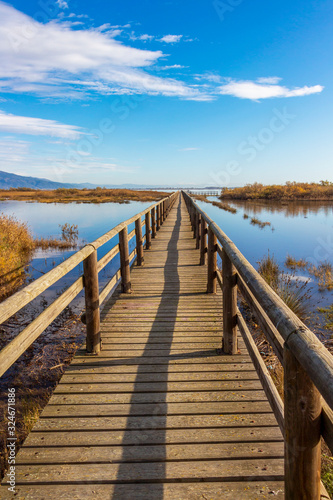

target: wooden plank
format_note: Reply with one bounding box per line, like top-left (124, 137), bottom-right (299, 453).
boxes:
top-left (0, 482), bottom-right (285, 500)
top-left (17, 441), bottom-right (283, 463)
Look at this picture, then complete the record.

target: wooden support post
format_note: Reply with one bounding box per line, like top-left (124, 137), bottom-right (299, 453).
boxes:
top-left (135, 217), bottom-right (144, 266)
top-left (145, 212), bottom-right (151, 249)
top-left (200, 218), bottom-right (207, 265)
top-left (196, 213), bottom-right (201, 249)
top-left (151, 207), bottom-right (156, 238)
top-left (207, 226), bottom-right (217, 293)
top-left (222, 248), bottom-right (238, 354)
top-left (284, 344), bottom-right (321, 499)
top-left (119, 227), bottom-right (131, 293)
top-left (162, 201), bottom-right (166, 221)
top-left (192, 208), bottom-right (197, 239)
top-left (156, 204), bottom-right (160, 231)
top-left (83, 249), bottom-right (101, 354)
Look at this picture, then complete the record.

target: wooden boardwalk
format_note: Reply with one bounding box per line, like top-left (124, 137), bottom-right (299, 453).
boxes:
top-left (3, 195), bottom-right (285, 499)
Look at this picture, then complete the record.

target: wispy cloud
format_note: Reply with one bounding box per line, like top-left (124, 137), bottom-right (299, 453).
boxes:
top-left (218, 78), bottom-right (324, 100)
top-left (0, 110), bottom-right (83, 138)
top-left (56, 0), bottom-right (69, 9)
top-left (161, 64), bottom-right (186, 70)
top-left (0, 2), bottom-right (205, 101)
top-left (159, 35), bottom-right (183, 43)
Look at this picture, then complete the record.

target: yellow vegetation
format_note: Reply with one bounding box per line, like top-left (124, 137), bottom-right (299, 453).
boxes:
top-left (0, 187), bottom-right (171, 204)
top-left (0, 214), bottom-right (35, 301)
top-left (220, 181), bottom-right (333, 200)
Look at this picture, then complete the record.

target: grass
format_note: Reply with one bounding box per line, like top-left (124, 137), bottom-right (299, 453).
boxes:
top-left (0, 214), bottom-right (35, 301)
top-left (257, 253), bottom-right (310, 321)
top-left (211, 201), bottom-right (237, 213)
top-left (220, 181), bottom-right (333, 200)
top-left (250, 216), bottom-right (271, 229)
top-left (0, 187), bottom-right (171, 204)
top-left (317, 304), bottom-right (333, 330)
top-left (308, 262), bottom-right (333, 290)
top-left (285, 255), bottom-right (333, 291)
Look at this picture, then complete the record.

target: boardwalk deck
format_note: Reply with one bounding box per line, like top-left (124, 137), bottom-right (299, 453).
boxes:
top-left (2, 196), bottom-right (285, 499)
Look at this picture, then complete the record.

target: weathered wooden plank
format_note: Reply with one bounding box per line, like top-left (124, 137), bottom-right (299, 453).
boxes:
top-left (24, 425), bottom-right (283, 447)
top-left (12, 458), bottom-right (284, 483)
top-left (0, 482), bottom-right (285, 500)
top-left (17, 441), bottom-right (283, 464)
top-left (42, 390), bottom-right (269, 405)
top-left (33, 413), bottom-right (278, 431)
top-left (42, 401), bottom-right (272, 418)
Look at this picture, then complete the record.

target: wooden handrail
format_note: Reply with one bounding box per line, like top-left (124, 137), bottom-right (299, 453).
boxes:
top-left (182, 190), bottom-right (333, 498)
top-left (0, 191), bottom-right (179, 377)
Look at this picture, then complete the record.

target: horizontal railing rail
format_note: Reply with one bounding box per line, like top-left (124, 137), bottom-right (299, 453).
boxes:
top-left (182, 190), bottom-right (332, 499)
top-left (0, 192), bottom-right (179, 378)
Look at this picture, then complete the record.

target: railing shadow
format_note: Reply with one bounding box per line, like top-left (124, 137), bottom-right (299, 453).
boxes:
top-left (111, 197), bottom-right (182, 498)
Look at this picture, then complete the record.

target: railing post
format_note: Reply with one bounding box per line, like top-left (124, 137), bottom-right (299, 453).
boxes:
top-left (284, 344), bottom-right (321, 499)
top-left (156, 204), bottom-right (160, 231)
top-left (222, 248), bottom-right (238, 354)
top-left (196, 213), bottom-right (201, 249)
top-left (207, 226), bottom-right (217, 293)
top-left (119, 226), bottom-right (131, 293)
top-left (200, 218), bottom-right (207, 265)
top-left (151, 207), bottom-right (156, 238)
top-left (135, 217), bottom-right (144, 266)
top-left (83, 249), bottom-right (101, 354)
top-left (145, 212), bottom-right (151, 249)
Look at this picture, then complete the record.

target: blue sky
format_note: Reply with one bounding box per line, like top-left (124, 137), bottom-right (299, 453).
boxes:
top-left (0, 0), bottom-right (332, 187)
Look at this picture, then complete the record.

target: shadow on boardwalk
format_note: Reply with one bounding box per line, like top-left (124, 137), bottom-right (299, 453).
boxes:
top-left (111, 202), bottom-right (181, 499)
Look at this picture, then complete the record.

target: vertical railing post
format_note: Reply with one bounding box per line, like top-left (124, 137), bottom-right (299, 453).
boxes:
top-left (200, 218), bottom-right (207, 265)
top-left (284, 345), bottom-right (321, 499)
top-left (222, 248), bottom-right (238, 354)
top-left (207, 226), bottom-right (217, 293)
top-left (196, 213), bottom-right (201, 249)
top-left (135, 217), bottom-right (144, 266)
top-left (156, 204), bottom-right (160, 231)
top-left (145, 211), bottom-right (151, 249)
top-left (162, 201), bottom-right (166, 221)
top-left (151, 207), bottom-right (156, 238)
top-left (119, 226), bottom-right (131, 293)
top-left (83, 249), bottom-right (101, 354)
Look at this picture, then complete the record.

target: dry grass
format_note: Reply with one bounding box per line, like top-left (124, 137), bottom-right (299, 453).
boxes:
top-left (220, 181), bottom-right (333, 200)
top-left (0, 187), bottom-right (171, 204)
top-left (285, 254), bottom-right (307, 269)
top-left (250, 216), bottom-right (271, 229)
top-left (0, 214), bottom-right (35, 301)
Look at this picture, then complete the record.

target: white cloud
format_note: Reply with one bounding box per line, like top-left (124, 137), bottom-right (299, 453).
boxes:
top-left (159, 35), bottom-right (183, 43)
top-left (218, 78), bottom-right (324, 100)
top-left (0, 2), bottom-right (206, 101)
top-left (0, 110), bottom-right (83, 138)
top-left (56, 0), bottom-right (68, 9)
top-left (161, 65), bottom-right (186, 70)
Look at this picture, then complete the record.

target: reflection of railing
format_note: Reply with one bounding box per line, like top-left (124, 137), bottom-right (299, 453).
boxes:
top-left (183, 190), bottom-right (332, 499)
top-left (0, 192), bottom-right (178, 376)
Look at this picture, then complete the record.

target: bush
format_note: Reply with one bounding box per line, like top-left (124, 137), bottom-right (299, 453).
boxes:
top-left (0, 214), bottom-right (35, 301)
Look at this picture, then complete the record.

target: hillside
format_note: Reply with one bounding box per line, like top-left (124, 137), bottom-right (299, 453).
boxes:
top-left (0, 170), bottom-right (96, 190)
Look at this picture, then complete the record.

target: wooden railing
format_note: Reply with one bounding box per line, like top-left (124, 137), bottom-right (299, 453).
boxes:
top-left (182, 190), bottom-right (333, 500)
top-left (0, 192), bottom-right (178, 377)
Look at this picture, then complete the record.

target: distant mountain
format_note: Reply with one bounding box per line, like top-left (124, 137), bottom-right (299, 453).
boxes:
top-left (0, 170), bottom-right (97, 190)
